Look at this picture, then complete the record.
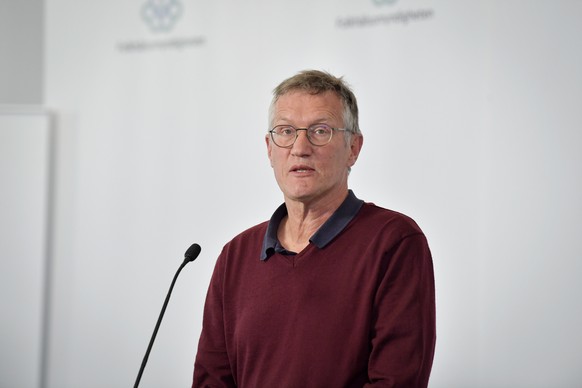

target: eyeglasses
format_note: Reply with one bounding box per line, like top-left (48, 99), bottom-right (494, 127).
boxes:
top-left (268, 124), bottom-right (347, 148)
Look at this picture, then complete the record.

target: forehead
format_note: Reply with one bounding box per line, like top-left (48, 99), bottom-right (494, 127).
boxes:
top-left (274, 90), bottom-right (343, 120)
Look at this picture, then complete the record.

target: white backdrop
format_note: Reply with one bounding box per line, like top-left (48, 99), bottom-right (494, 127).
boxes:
top-left (39, 0), bottom-right (582, 387)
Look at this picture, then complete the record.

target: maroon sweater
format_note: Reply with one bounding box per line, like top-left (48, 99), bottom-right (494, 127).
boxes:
top-left (193, 201), bottom-right (436, 387)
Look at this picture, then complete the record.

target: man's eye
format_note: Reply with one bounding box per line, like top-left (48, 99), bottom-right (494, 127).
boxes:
top-left (278, 127), bottom-right (295, 136)
top-left (311, 125), bottom-right (331, 136)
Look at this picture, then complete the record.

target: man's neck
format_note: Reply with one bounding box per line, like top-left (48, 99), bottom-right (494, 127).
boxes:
top-left (278, 190), bottom-right (349, 253)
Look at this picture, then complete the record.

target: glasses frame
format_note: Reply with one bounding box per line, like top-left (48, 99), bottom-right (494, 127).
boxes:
top-left (268, 124), bottom-right (348, 148)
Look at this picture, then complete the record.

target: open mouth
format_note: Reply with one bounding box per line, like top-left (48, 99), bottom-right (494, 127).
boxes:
top-left (291, 165), bottom-right (314, 173)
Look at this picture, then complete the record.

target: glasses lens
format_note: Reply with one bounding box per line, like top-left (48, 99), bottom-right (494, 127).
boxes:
top-left (308, 124), bottom-right (333, 145)
top-left (271, 125), bottom-right (296, 147)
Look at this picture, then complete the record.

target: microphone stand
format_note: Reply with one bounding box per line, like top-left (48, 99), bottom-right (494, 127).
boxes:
top-left (133, 244), bottom-right (201, 388)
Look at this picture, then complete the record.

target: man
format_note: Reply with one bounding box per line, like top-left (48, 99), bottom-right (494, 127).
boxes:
top-left (193, 70), bottom-right (436, 387)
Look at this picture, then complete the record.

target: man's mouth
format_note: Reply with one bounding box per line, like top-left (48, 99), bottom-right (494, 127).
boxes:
top-left (291, 165), bottom-right (314, 173)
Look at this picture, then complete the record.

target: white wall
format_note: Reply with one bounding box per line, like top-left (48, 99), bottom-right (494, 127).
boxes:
top-left (1, 1), bottom-right (577, 387)
top-left (0, 0), bottom-right (43, 104)
top-left (476, 3), bottom-right (582, 386)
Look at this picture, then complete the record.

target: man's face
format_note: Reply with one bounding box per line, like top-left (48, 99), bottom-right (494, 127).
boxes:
top-left (266, 90), bottom-right (363, 205)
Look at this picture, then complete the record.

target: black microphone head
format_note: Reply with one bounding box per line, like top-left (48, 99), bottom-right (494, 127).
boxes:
top-left (184, 243), bottom-right (201, 262)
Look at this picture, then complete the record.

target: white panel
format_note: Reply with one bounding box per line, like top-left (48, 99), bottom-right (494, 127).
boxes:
top-left (0, 108), bottom-right (51, 388)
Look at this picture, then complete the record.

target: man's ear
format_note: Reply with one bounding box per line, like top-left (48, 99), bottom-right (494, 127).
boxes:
top-left (265, 134), bottom-right (273, 167)
top-left (348, 134), bottom-right (364, 167)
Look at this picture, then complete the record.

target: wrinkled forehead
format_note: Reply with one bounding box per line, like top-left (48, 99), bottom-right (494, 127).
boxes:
top-left (269, 90), bottom-right (345, 128)
top-left (273, 91), bottom-right (344, 121)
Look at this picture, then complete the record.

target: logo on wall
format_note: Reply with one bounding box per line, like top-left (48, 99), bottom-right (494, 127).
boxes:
top-left (372, 0), bottom-right (398, 5)
top-left (118, 0), bottom-right (205, 52)
top-left (336, 0), bottom-right (434, 29)
top-left (142, 0), bottom-right (183, 32)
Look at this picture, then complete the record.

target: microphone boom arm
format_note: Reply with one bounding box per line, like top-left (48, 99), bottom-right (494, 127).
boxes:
top-left (133, 243), bottom-right (201, 388)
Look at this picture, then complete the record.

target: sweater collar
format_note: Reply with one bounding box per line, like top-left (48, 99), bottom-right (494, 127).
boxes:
top-left (260, 190), bottom-right (364, 260)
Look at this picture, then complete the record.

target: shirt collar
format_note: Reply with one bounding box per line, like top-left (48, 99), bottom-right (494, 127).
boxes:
top-left (260, 190), bottom-right (364, 260)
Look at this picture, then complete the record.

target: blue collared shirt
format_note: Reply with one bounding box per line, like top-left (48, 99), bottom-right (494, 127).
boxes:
top-left (260, 190), bottom-right (364, 260)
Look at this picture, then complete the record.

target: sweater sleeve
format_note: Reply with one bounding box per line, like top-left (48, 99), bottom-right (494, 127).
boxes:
top-left (192, 251), bottom-right (236, 388)
top-left (365, 233), bottom-right (436, 387)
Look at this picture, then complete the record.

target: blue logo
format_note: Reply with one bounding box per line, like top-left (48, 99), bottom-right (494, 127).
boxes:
top-left (142, 0), bottom-right (183, 32)
top-left (372, 0), bottom-right (398, 5)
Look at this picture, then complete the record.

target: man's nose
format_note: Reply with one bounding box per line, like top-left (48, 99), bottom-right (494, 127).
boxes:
top-left (291, 129), bottom-right (312, 155)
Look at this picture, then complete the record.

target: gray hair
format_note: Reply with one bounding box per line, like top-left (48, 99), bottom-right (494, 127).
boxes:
top-left (268, 70), bottom-right (361, 137)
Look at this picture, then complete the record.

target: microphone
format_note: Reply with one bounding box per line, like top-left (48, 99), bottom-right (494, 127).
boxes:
top-left (184, 243), bottom-right (202, 263)
top-left (133, 243), bottom-right (202, 388)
